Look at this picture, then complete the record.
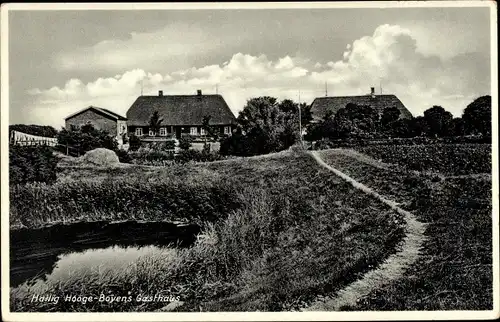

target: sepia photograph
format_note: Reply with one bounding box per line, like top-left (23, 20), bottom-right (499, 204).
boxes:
top-left (1, 2), bottom-right (498, 321)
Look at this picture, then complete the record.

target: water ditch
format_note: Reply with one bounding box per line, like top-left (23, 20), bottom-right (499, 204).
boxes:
top-left (10, 220), bottom-right (201, 287)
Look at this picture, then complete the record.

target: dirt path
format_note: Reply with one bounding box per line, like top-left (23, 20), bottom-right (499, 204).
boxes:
top-left (301, 151), bottom-right (427, 311)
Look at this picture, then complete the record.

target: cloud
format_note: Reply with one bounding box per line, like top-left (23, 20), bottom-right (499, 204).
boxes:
top-left (28, 24), bottom-right (489, 128)
top-left (308, 24), bottom-right (489, 115)
top-left (52, 23), bottom-right (218, 72)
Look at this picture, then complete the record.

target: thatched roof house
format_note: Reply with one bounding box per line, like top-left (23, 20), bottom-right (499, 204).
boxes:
top-left (310, 87), bottom-right (412, 122)
top-left (126, 90), bottom-right (236, 139)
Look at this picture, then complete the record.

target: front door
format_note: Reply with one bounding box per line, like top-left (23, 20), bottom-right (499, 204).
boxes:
top-left (175, 127), bottom-right (182, 139)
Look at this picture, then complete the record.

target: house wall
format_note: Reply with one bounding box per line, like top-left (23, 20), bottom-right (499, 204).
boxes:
top-left (117, 120), bottom-right (127, 137)
top-left (129, 124), bottom-right (233, 139)
top-left (66, 110), bottom-right (117, 136)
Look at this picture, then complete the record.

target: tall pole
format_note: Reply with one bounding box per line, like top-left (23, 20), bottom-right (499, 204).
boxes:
top-left (325, 81), bottom-right (328, 96)
top-left (298, 90), bottom-right (302, 146)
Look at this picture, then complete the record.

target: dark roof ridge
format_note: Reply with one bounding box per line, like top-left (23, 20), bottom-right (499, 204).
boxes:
top-left (94, 107), bottom-right (127, 120)
top-left (65, 105), bottom-right (127, 121)
top-left (310, 93), bottom-right (413, 120)
top-left (139, 94), bottom-right (223, 98)
top-left (314, 94), bottom-right (397, 99)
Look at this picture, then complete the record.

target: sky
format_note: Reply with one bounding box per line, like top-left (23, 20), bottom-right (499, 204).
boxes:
top-left (8, 6), bottom-right (493, 129)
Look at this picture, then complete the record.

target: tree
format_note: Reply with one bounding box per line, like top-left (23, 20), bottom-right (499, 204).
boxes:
top-left (57, 124), bottom-right (118, 155)
top-left (220, 127), bottom-right (250, 156)
top-left (332, 103), bottom-right (380, 139)
top-left (462, 95), bottom-right (491, 137)
top-left (410, 116), bottom-right (430, 137)
top-left (277, 99), bottom-right (302, 148)
top-left (299, 103), bottom-right (313, 128)
top-left (237, 97), bottom-right (295, 154)
top-left (449, 117), bottom-right (466, 136)
top-left (423, 105), bottom-right (453, 137)
top-left (221, 96), bottom-right (302, 156)
top-left (201, 115), bottom-right (220, 142)
top-left (390, 118), bottom-right (413, 138)
top-left (380, 106), bottom-right (401, 132)
top-left (304, 110), bottom-right (336, 141)
top-left (149, 111), bottom-right (163, 136)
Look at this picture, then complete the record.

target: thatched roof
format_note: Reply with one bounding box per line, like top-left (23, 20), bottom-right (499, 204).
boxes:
top-left (65, 106), bottom-right (127, 121)
top-left (310, 94), bottom-right (413, 121)
top-left (126, 93), bottom-right (236, 126)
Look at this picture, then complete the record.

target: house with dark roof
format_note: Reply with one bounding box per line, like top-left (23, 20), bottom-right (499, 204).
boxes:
top-left (64, 106), bottom-right (128, 139)
top-left (126, 90), bottom-right (236, 141)
top-left (310, 87), bottom-right (413, 122)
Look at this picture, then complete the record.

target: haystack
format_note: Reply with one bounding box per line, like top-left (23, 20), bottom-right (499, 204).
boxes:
top-left (81, 148), bottom-right (120, 166)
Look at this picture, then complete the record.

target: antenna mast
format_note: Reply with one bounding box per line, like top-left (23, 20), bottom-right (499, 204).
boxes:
top-left (325, 81), bottom-right (328, 96)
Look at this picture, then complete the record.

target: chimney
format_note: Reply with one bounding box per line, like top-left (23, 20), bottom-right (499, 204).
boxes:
top-left (197, 89), bottom-right (202, 96)
top-left (159, 90), bottom-right (163, 97)
top-left (370, 87), bottom-right (375, 98)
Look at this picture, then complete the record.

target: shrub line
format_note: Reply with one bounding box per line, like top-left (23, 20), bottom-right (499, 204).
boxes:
top-left (301, 151), bottom-right (427, 311)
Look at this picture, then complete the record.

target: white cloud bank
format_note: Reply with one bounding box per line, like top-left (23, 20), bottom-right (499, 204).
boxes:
top-left (28, 24), bottom-right (489, 128)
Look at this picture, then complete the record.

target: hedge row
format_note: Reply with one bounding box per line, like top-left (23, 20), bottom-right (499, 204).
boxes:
top-left (9, 145), bottom-right (58, 184)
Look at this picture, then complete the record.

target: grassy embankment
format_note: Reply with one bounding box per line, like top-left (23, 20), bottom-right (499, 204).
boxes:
top-left (11, 149), bottom-right (405, 312)
top-left (318, 143), bottom-right (492, 310)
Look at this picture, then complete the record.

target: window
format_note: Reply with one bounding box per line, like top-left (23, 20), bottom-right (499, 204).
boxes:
top-left (135, 128), bottom-right (143, 136)
top-left (149, 130), bottom-right (155, 136)
top-left (159, 128), bottom-right (167, 136)
top-left (190, 127), bottom-right (198, 135)
top-left (224, 126), bottom-right (231, 135)
top-left (120, 125), bottom-right (126, 134)
top-left (200, 128), bottom-right (206, 136)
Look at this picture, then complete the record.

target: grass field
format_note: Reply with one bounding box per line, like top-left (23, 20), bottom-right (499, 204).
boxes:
top-left (356, 143), bottom-right (491, 175)
top-left (10, 149), bottom-right (406, 312)
top-left (318, 146), bottom-right (492, 310)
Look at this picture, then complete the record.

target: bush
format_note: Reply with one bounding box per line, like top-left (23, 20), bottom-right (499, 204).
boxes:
top-left (9, 124), bottom-right (58, 138)
top-left (115, 149), bottom-right (132, 164)
top-left (312, 138), bottom-right (336, 150)
top-left (128, 148), bottom-right (175, 165)
top-left (179, 136), bottom-right (193, 150)
top-left (128, 134), bottom-right (142, 151)
top-left (9, 145), bottom-right (58, 184)
top-left (176, 149), bottom-right (202, 163)
top-left (10, 175), bottom-right (240, 228)
top-left (57, 124), bottom-right (118, 155)
top-left (175, 149), bottom-right (223, 164)
top-left (219, 132), bottom-right (249, 156)
top-left (164, 139), bottom-right (177, 150)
